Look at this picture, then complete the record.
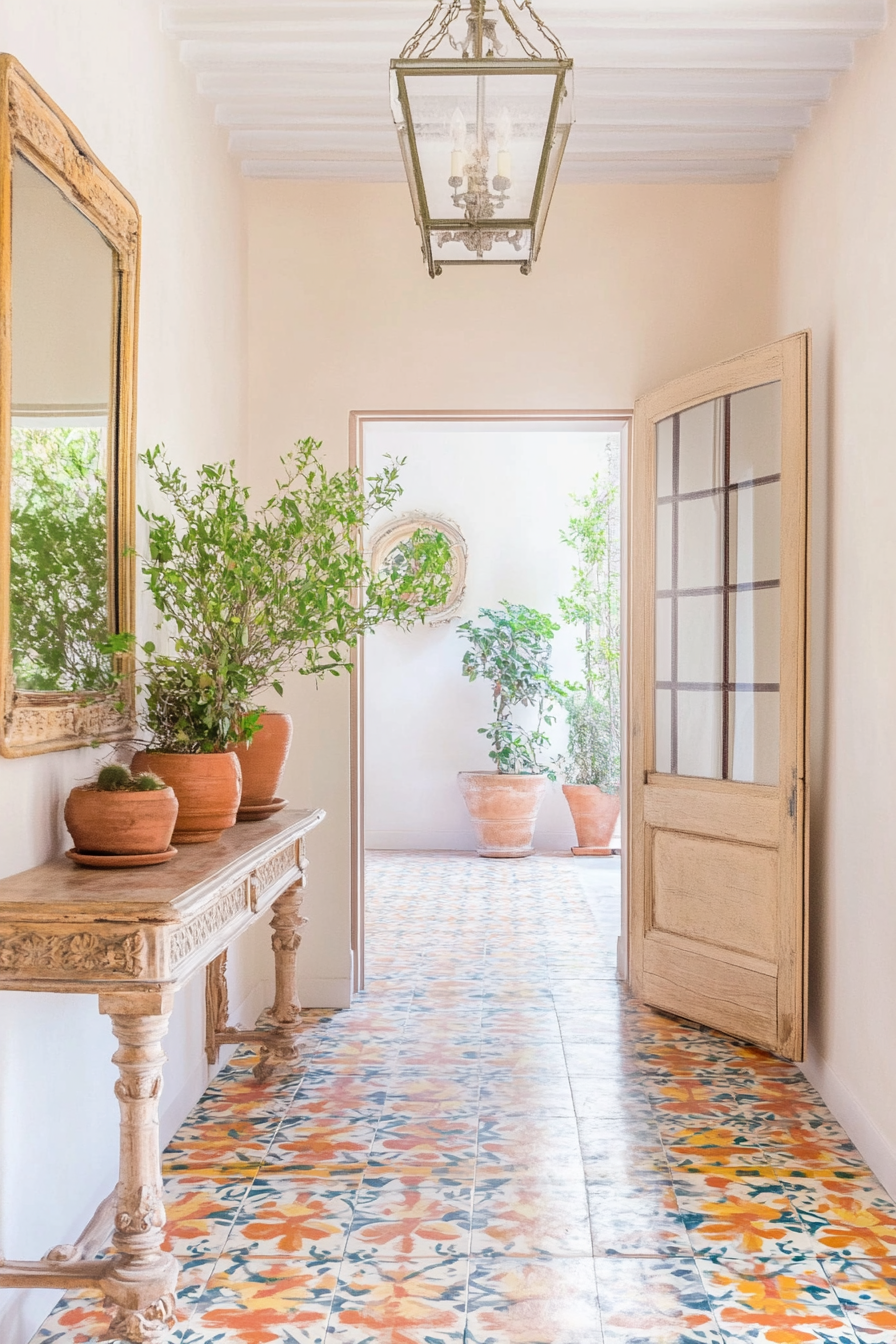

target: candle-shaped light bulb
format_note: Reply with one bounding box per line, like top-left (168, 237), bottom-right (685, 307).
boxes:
top-left (495, 106), bottom-right (512, 183)
top-left (449, 107), bottom-right (467, 183)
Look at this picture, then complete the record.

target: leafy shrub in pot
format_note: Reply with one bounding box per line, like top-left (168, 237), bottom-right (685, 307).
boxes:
top-left (457, 601), bottom-right (570, 858)
top-left (558, 469), bottom-right (622, 854)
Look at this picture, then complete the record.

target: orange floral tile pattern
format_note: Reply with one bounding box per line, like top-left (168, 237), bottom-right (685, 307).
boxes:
top-left (28, 853), bottom-right (896, 1343)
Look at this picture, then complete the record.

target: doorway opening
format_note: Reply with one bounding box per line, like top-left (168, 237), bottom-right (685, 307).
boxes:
top-left (350, 411), bottom-right (631, 993)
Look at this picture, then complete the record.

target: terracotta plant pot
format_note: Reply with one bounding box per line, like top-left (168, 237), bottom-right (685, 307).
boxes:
top-left (228, 712), bottom-right (293, 819)
top-left (457, 771), bottom-right (547, 859)
top-left (64, 785), bottom-right (178, 856)
top-left (130, 751), bottom-right (242, 845)
top-left (562, 784), bottom-right (621, 856)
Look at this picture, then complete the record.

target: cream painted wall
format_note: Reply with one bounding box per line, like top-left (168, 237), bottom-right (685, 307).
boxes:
top-left (246, 178), bottom-right (778, 1010)
top-left (0, 7), bottom-right (257, 1342)
top-left (777, 18), bottom-right (896, 1197)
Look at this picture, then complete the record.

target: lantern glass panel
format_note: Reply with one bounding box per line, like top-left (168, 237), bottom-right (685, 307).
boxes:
top-left (400, 69), bottom-right (559, 224)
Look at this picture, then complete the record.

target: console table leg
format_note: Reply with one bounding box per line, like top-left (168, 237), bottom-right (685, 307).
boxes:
top-left (255, 870), bottom-right (308, 1080)
top-left (99, 990), bottom-right (179, 1344)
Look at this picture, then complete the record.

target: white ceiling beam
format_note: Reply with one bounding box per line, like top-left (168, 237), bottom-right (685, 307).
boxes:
top-left (179, 33), bottom-right (857, 71)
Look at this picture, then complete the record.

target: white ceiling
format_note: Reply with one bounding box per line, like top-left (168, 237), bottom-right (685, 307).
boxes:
top-left (160, 1), bottom-right (887, 183)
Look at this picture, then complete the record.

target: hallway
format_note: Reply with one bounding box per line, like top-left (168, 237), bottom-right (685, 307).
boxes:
top-left (36, 853), bottom-right (896, 1343)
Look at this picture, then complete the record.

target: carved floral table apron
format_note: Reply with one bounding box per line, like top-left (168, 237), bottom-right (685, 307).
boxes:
top-left (0, 807), bottom-right (325, 1343)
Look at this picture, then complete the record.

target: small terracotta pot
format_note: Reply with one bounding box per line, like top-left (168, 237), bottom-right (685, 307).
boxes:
top-left (457, 771), bottom-right (547, 859)
top-left (228, 712), bottom-right (293, 811)
top-left (130, 751), bottom-right (241, 845)
top-left (562, 784), bottom-right (620, 856)
top-left (64, 785), bottom-right (178, 856)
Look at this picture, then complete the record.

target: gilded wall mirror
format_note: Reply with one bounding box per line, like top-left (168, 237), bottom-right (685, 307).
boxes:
top-left (0, 56), bottom-right (139, 756)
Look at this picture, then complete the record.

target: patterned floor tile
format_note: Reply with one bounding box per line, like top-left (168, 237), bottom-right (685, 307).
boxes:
top-left (465, 1257), bottom-right (601, 1343)
top-left (326, 1257), bottom-right (468, 1343)
top-left (823, 1258), bottom-right (896, 1340)
top-left (345, 1185), bottom-right (473, 1260)
top-left (588, 1177), bottom-right (692, 1256)
top-left (593, 1256), bottom-right (722, 1343)
top-left (471, 1180), bottom-right (593, 1258)
top-left (162, 1175), bottom-right (252, 1255)
top-left (673, 1173), bottom-right (816, 1259)
top-left (177, 1255), bottom-right (339, 1344)
top-left (223, 1178), bottom-right (357, 1258)
top-left (162, 1118), bottom-right (281, 1174)
top-left (784, 1177), bottom-right (896, 1259)
top-left (368, 1115), bottom-right (479, 1180)
top-left (265, 1116), bottom-right (378, 1172)
top-left (696, 1256), bottom-right (859, 1342)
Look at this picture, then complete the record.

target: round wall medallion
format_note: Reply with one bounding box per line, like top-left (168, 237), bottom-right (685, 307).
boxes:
top-left (368, 513), bottom-right (467, 624)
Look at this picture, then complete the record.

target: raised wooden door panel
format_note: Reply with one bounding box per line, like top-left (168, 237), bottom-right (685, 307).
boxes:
top-left (629, 334), bottom-right (809, 1060)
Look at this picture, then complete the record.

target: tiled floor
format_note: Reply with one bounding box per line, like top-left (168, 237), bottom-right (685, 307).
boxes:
top-left (33, 851), bottom-right (896, 1343)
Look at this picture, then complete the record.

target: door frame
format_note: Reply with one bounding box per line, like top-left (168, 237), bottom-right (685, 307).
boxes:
top-left (349, 408), bottom-right (633, 994)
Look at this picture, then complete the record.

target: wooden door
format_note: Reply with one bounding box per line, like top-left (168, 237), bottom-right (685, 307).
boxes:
top-left (629, 333), bottom-right (809, 1060)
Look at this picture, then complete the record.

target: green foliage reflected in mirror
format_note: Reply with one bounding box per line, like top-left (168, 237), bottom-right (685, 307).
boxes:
top-left (10, 424), bottom-right (110, 691)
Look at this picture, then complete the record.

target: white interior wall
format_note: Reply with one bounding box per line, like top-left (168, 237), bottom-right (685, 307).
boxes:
top-left (0, 8), bottom-right (260, 1343)
top-left (776, 15), bottom-right (896, 1199)
top-left (363, 422), bottom-right (620, 852)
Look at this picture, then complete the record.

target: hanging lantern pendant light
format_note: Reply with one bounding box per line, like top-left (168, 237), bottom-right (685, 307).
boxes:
top-left (391, 0), bottom-right (574, 277)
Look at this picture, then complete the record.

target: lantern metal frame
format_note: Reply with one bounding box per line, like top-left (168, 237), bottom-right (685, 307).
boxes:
top-left (390, 0), bottom-right (574, 277)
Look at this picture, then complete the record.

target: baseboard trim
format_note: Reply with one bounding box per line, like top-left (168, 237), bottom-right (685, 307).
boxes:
top-left (298, 976), bottom-right (353, 1009)
top-left (801, 1041), bottom-right (896, 1200)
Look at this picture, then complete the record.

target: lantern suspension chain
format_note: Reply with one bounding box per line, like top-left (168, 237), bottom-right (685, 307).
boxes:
top-left (497, 0), bottom-right (566, 60)
top-left (401, 0), bottom-right (464, 59)
top-left (400, 0), bottom-right (566, 62)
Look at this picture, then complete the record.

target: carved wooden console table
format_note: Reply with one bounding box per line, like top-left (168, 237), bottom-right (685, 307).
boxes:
top-left (0, 807), bottom-right (325, 1343)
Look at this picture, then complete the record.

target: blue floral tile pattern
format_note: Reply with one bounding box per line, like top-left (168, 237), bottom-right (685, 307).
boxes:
top-left (27, 852), bottom-right (896, 1343)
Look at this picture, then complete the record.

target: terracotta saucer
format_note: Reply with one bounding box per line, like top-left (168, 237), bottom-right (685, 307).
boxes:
top-left (66, 846), bottom-right (178, 869)
top-left (237, 797), bottom-right (287, 822)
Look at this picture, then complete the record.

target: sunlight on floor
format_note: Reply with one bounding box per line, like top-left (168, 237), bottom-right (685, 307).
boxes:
top-left (33, 853), bottom-right (896, 1342)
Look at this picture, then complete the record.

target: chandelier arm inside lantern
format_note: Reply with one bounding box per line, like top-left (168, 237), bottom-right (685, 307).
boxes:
top-left (496, 0), bottom-right (566, 60)
top-left (401, 0), bottom-right (464, 59)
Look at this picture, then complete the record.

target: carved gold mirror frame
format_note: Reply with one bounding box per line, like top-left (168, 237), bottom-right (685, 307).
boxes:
top-left (0, 55), bottom-right (139, 756)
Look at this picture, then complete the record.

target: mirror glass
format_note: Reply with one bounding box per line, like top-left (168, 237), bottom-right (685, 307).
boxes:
top-left (10, 153), bottom-right (115, 693)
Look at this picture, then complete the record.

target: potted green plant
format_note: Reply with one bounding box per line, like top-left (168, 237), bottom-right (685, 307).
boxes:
top-left (125, 439), bottom-right (452, 840)
top-left (457, 601), bottom-right (569, 858)
top-left (64, 764), bottom-right (178, 865)
top-left (558, 469), bottom-right (621, 855)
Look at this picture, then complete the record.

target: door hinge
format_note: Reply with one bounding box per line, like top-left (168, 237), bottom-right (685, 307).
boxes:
top-left (788, 777), bottom-right (798, 820)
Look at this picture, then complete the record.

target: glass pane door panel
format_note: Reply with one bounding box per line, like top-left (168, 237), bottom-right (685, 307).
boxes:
top-left (678, 595), bottom-right (722, 683)
top-left (729, 588), bottom-right (781, 687)
top-left (655, 596), bottom-right (672, 681)
top-left (654, 380), bottom-right (782, 781)
top-left (729, 691), bottom-right (779, 785)
top-left (678, 690), bottom-right (722, 778)
top-left (678, 496), bottom-right (723, 589)
top-left (731, 481), bottom-right (781, 586)
top-left (656, 501), bottom-right (673, 589)
top-left (678, 398), bottom-right (724, 493)
top-left (655, 688), bottom-right (672, 774)
top-left (729, 381), bottom-right (782, 483)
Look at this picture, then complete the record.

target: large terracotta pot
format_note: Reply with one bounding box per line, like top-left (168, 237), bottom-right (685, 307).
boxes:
top-left (457, 771), bottom-right (547, 859)
top-left (562, 784), bottom-right (620, 856)
top-left (64, 785), bottom-right (178, 855)
top-left (131, 751), bottom-right (241, 845)
top-left (228, 712), bottom-right (293, 819)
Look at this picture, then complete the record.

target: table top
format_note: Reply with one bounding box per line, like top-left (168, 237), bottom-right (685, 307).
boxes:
top-left (0, 809), bottom-right (325, 924)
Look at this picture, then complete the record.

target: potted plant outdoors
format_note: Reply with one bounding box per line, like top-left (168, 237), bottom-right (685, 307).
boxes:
top-left (558, 469), bottom-right (622, 855)
top-left (128, 439), bottom-right (453, 836)
top-left (457, 601), bottom-right (571, 859)
top-left (64, 764), bottom-right (178, 866)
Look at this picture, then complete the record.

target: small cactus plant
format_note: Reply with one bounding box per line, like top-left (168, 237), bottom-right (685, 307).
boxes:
top-left (95, 764), bottom-right (167, 793)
